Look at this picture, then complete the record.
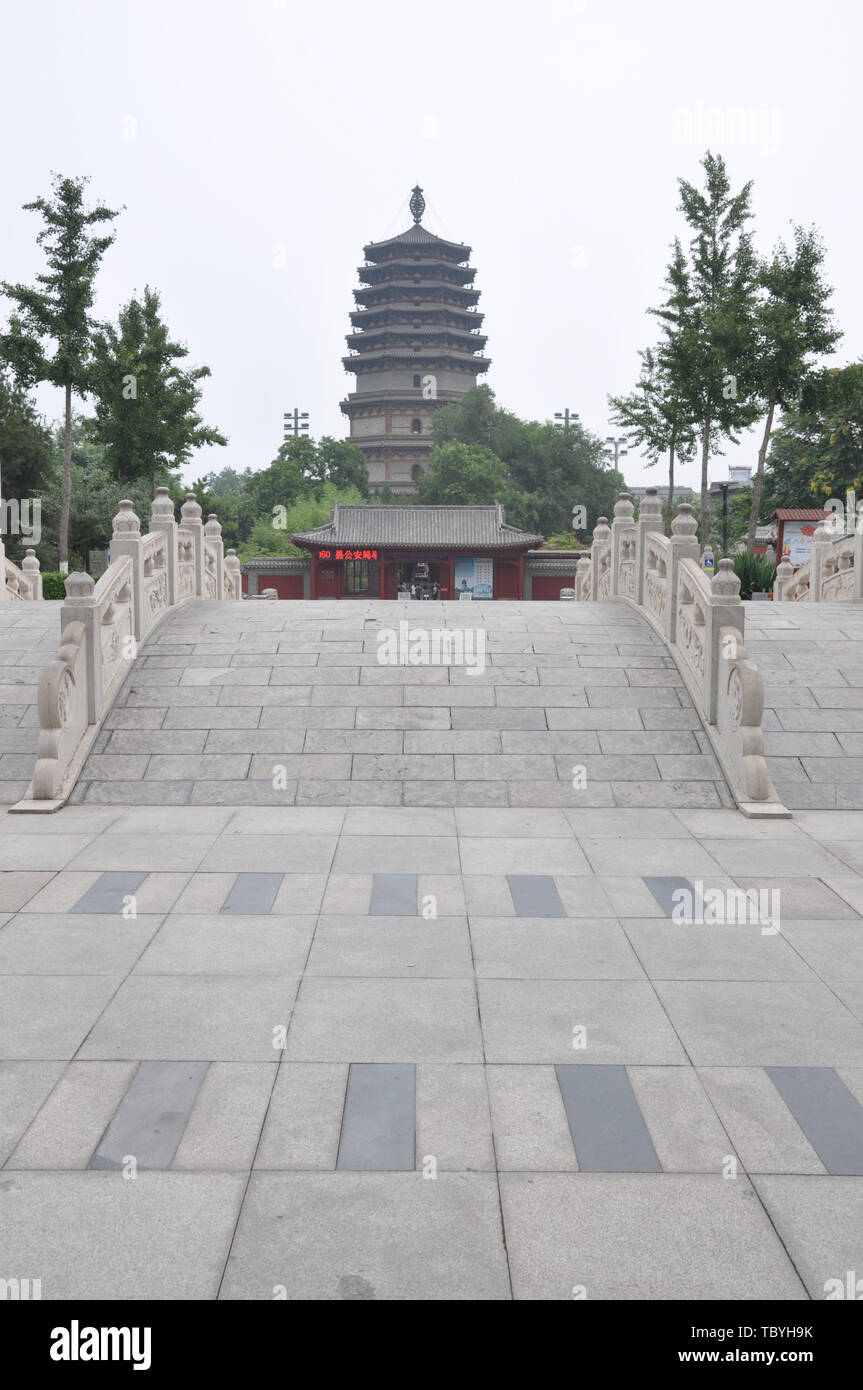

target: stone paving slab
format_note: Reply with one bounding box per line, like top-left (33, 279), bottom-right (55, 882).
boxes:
top-left (68, 600), bottom-right (733, 808)
top-left (6, 595), bottom-right (863, 1298)
top-left (749, 601), bottom-right (863, 808)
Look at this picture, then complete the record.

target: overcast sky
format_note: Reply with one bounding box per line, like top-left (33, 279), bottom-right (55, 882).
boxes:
top-left (2, 0), bottom-right (860, 492)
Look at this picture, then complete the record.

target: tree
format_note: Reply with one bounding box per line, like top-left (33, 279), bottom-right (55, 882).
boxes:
top-left (744, 226), bottom-right (841, 548)
top-left (418, 440), bottom-right (540, 530)
top-left (608, 342), bottom-right (698, 532)
top-left (38, 415), bottom-right (169, 573)
top-left (0, 369), bottom-right (54, 561)
top-left (0, 174), bottom-right (121, 569)
top-left (89, 285), bottom-right (226, 494)
top-left (429, 386), bottom-right (622, 535)
top-left (653, 153), bottom-right (761, 544)
top-left (237, 482), bottom-right (366, 560)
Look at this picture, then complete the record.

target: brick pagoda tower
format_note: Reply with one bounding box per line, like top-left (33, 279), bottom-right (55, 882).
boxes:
top-left (340, 186), bottom-right (490, 493)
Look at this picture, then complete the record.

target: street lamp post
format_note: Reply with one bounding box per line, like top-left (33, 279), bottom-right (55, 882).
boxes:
top-left (604, 436), bottom-right (629, 470)
top-left (283, 409), bottom-right (310, 440)
top-left (554, 409), bottom-right (580, 432)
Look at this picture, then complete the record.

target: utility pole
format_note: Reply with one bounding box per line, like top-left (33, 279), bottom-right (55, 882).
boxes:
top-left (554, 409), bottom-right (580, 432)
top-left (283, 409), bottom-right (310, 440)
top-left (604, 435), bottom-right (629, 469)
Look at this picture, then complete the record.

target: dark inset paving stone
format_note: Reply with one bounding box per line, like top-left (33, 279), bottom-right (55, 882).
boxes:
top-left (337, 1063), bottom-right (415, 1171)
top-left (71, 871), bottom-right (148, 915)
top-left (370, 874), bottom-right (417, 916)
top-left (220, 872), bottom-right (284, 915)
top-left (507, 875), bottom-right (566, 918)
top-left (89, 1061), bottom-right (209, 1170)
top-left (555, 1064), bottom-right (661, 1172)
top-left (642, 875), bottom-right (699, 919)
top-left (766, 1067), bottom-right (863, 1176)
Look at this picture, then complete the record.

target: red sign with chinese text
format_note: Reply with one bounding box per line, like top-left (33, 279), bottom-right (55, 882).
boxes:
top-left (318, 549), bottom-right (377, 561)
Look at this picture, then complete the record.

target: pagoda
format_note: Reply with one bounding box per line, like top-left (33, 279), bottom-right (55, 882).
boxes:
top-left (340, 186), bottom-right (490, 493)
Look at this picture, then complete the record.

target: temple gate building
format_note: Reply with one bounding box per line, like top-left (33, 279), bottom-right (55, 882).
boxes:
top-left (241, 503), bottom-right (587, 601)
top-left (340, 186), bottom-right (490, 494)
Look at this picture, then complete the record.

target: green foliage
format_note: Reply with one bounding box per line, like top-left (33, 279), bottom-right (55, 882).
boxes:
top-left (0, 369), bottom-right (54, 561)
top-left (651, 152), bottom-right (762, 543)
top-left (418, 441), bottom-right (540, 532)
top-left (237, 482), bottom-right (365, 560)
top-left (733, 550), bottom-right (776, 599)
top-left (608, 343), bottom-right (699, 531)
top-left (89, 285), bottom-right (227, 492)
top-left (425, 386), bottom-right (622, 534)
top-left (40, 571), bottom-right (67, 599)
top-left (543, 533), bottom-right (588, 550)
top-left (37, 415), bottom-right (177, 571)
top-left (758, 362), bottom-right (863, 515)
top-left (744, 225), bottom-right (841, 545)
top-left (0, 173), bottom-right (122, 565)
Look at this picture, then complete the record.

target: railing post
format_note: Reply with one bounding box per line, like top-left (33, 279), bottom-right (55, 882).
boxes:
top-left (225, 549), bottom-right (243, 599)
top-left (809, 522), bottom-right (830, 603)
top-left (150, 487), bottom-right (179, 606)
top-left (774, 558), bottom-right (794, 601)
top-left (181, 493), bottom-right (205, 597)
top-left (576, 555), bottom-right (591, 601)
top-left (21, 549), bottom-right (42, 600)
top-left (590, 517), bottom-right (611, 598)
top-left (610, 492), bottom-right (635, 597)
top-left (635, 487), bottom-right (663, 606)
top-left (108, 501), bottom-right (145, 640)
top-left (667, 503), bottom-right (701, 642)
top-left (60, 572), bottom-right (101, 722)
top-left (204, 514), bottom-right (224, 598)
top-left (707, 558), bottom-right (744, 724)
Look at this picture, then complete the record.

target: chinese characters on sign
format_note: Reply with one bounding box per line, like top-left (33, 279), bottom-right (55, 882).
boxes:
top-left (317, 549), bottom-right (378, 560)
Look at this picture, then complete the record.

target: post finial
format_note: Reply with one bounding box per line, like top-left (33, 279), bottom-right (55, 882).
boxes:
top-left (409, 185), bottom-right (425, 225)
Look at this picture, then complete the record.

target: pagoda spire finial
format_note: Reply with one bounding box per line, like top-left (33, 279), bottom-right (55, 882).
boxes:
top-left (409, 184), bottom-right (425, 224)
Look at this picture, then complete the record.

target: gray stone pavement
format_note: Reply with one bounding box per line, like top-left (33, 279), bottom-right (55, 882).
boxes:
top-left (0, 601), bottom-right (63, 804)
top-left (2, 799), bottom-right (863, 1299)
top-left (70, 599), bottom-right (734, 808)
top-left (748, 600), bottom-right (863, 810)
top-left (4, 597), bottom-right (863, 1300)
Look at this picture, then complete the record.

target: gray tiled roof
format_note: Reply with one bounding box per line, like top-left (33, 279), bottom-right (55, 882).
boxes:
top-left (365, 225), bottom-right (469, 253)
top-left (292, 505), bottom-right (542, 549)
top-left (241, 556), bottom-right (310, 572)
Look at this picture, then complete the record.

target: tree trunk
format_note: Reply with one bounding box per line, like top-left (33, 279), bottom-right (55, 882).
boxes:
top-left (59, 381), bottom-right (72, 571)
top-left (746, 389), bottom-right (776, 552)
top-left (666, 425), bottom-right (676, 535)
top-left (699, 413), bottom-right (711, 548)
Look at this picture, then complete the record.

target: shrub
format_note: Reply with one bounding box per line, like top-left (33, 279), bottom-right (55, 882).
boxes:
top-left (733, 551), bottom-right (776, 600)
top-left (40, 572), bottom-right (67, 600)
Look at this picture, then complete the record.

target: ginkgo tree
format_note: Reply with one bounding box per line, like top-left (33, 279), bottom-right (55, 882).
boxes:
top-left (0, 174), bottom-right (121, 570)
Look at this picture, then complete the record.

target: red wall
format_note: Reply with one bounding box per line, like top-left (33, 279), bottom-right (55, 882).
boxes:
top-left (243, 573), bottom-right (304, 598)
top-left (493, 560), bottom-right (520, 599)
top-left (269, 574), bottom-right (305, 599)
top-left (531, 575), bottom-right (575, 601)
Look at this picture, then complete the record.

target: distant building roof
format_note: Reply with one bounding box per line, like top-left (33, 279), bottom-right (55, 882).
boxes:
top-left (772, 508), bottom-right (830, 521)
top-left (292, 504), bottom-right (542, 550)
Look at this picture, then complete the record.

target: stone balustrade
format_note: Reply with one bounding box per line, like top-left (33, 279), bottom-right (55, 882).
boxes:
top-left (16, 490), bottom-right (239, 810)
top-left (576, 489), bottom-right (785, 815)
top-left (774, 520), bottom-right (863, 602)
top-left (2, 546), bottom-right (42, 600)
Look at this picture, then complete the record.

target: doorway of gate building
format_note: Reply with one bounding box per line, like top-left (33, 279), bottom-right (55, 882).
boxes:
top-left (384, 557), bottom-right (449, 600)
